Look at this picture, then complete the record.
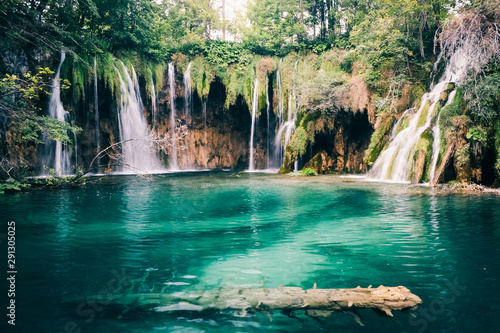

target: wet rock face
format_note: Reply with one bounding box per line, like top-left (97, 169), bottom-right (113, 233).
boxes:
top-left (412, 150), bottom-right (427, 184)
top-left (156, 80), bottom-right (253, 170)
top-left (303, 150), bottom-right (334, 174)
top-left (306, 110), bottom-right (374, 174)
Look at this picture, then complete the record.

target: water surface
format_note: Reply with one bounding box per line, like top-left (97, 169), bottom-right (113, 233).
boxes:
top-left (2, 172), bottom-right (500, 332)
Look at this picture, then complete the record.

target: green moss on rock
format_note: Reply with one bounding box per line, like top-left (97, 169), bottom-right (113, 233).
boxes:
top-left (364, 115), bottom-right (396, 165)
top-left (411, 129), bottom-right (434, 183)
top-left (416, 100), bottom-right (431, 128)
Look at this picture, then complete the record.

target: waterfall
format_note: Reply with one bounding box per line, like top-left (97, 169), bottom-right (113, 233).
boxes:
top-left (273, 59), bottom-right (299, 169)
top-left (248, 79), bottom-right (259, 171)
top-left (94, 56), bottom-right (101, 168)
top-left (42, 50), bottom-right (72, 176)
top-left (114, 62), bottom-right (162, 173)
top-left (428, 90), bottom-right (456, 180)
top-left (151, 78), bottom-right (158, 130)
top-left (183, 62), bottom-right (192, 125)
top-left (368, 50), bottom-right (467, 183)
top-left (168, 62), bottom-right (179, 170)
top-left (272, 59), bottom-right (285, 167)
top-left (265, 76), bottom-right (270, 169)
top-left (202, 100), bottom-right (207, 129)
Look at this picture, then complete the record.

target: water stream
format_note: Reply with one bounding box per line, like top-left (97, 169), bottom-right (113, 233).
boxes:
top-left (183, 62), bottom-right (192, 126)
top-left (41, 50), bottom-right (72, 175)
top-left (248, 79), bottom-right (259, 171)
top-left (94, 56), bottom-right (101, 168)
top-left (114, 62), bottom-right (162, 173)
top-left (168, 62), bottom-right (179, 170)
top-left (369, 50), bottom-right (467, 182)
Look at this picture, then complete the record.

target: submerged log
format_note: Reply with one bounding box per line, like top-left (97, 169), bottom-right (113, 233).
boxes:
top-left (92, 285), bottom-right (422, 317)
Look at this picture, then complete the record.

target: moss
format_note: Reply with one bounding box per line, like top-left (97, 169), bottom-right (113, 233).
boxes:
top-left (410, 83), bottom-right (426, 110)
top-left (412, 129), bottom-right (434, 182)
top-left (440, 88), bottom-right (467, 156)
top-left (98, 53), bottom-right (118, 99)
top-left (416, 100), bottom-right (431, 128)
top-left (495, 118), bottom-right (500, 184)
top-left (145, 67), bottom-right (153, 97)
top-left (455, 143), bottom-right (471, 182)
top-left (154, 63), bottom-right (166, 93)
top-left (278, 149), bottom-right (293, 174)
top-left (364, 115), bottom-right (396, 165)
top-left (395, 114), bottom-right (410, 135)
top-left (288, 127), bottom-right (308, 160)
top-left (191, 56), bottom-right (213, 100)
top-left (445, 83), bottom-right (455, 91)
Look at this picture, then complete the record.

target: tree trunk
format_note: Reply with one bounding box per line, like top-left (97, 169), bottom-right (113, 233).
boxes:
top-left (92, 285), bottom-right (422, 317)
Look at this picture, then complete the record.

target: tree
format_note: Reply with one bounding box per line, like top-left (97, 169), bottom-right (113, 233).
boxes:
top-left (0, 67), bottom-right (79, 145)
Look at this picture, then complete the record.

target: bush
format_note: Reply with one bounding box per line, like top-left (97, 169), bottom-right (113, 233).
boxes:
top-left (299, 168), bottom-right (317, 176)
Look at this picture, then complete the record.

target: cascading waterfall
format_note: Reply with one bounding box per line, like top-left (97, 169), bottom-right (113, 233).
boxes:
top-left (183, 62), bottom-right (192, 125)
top-left (94, 56), bottom-right (101, 168)
top-left (248, 79), bottom-right (259, 171)
top-left (272, 59), bottom-right (285, 167)
top-left (368, 50), bottom-right (467, 182)
top-left (273, 59), bottom-right (300, 169)
top-left (42, 50), bottom-right (72, 176)
top-left (202, 101), bottom-right (207, 129)
top-left (265, 76), bottom-right (270, 169)
top-left (168, 62), bottom-right (179, 170)
top-left (428, 90), bottom-right (456, 180)
top-left (114, 62), bottom-right (162, 173)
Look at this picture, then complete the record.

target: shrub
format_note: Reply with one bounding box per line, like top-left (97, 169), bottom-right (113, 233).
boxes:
top-left (298, 168), bottom-right (317, 176)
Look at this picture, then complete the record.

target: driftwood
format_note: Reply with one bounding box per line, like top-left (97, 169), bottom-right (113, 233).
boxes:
top-left (430, 142), bottom-right (456, 186)
top-left (90, 285), bottom-right (422, 318)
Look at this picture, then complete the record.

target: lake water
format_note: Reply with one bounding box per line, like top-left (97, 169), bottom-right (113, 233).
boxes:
top-left (2, 172), bottom-right (500, 332)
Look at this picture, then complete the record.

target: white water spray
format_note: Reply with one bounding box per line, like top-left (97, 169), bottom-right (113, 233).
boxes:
top-left (273, 59), bottom-right (300, 169)
top-left (168, 62), bottom-right (179, 170)
top-left (369, 49), bottom-right (467, 182)
top-left (94, 56), bottom-right (101, 168)
top-left (114, 62), bottom-right (162, 173)
top-left (183, 62), bottom-right (192, 125)
top-left (248, 79), bottom-right (258, 171)
top-left (44, 50), bottom-right (72, 176)
top-left (265, 76), bottom-right (270, 169)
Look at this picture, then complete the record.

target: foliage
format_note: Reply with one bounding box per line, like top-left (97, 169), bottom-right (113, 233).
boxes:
top-left (463, 68), bottom-right (500, 123)
top-left (293, 55), bottom-right (345, 113)
top-left (41, 167), bottom-right (86, 187)
top-left (0, 177), bottom-right (30, 194)
top-left (299, 168), bottom-right (318, 176)
top-left (0, 67), bottom-right (80, 144)
top-left (467, 126), bottom-right (488, 143)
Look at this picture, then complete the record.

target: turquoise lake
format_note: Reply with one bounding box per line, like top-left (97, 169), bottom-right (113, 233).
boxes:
top-left (2, 172), bottom-right (500, 332)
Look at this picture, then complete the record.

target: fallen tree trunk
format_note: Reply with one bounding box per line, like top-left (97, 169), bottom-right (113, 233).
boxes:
top-left (430, 142), bottom-right (456, 186)
top-left (90, 285), bottom-right (422, 317)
